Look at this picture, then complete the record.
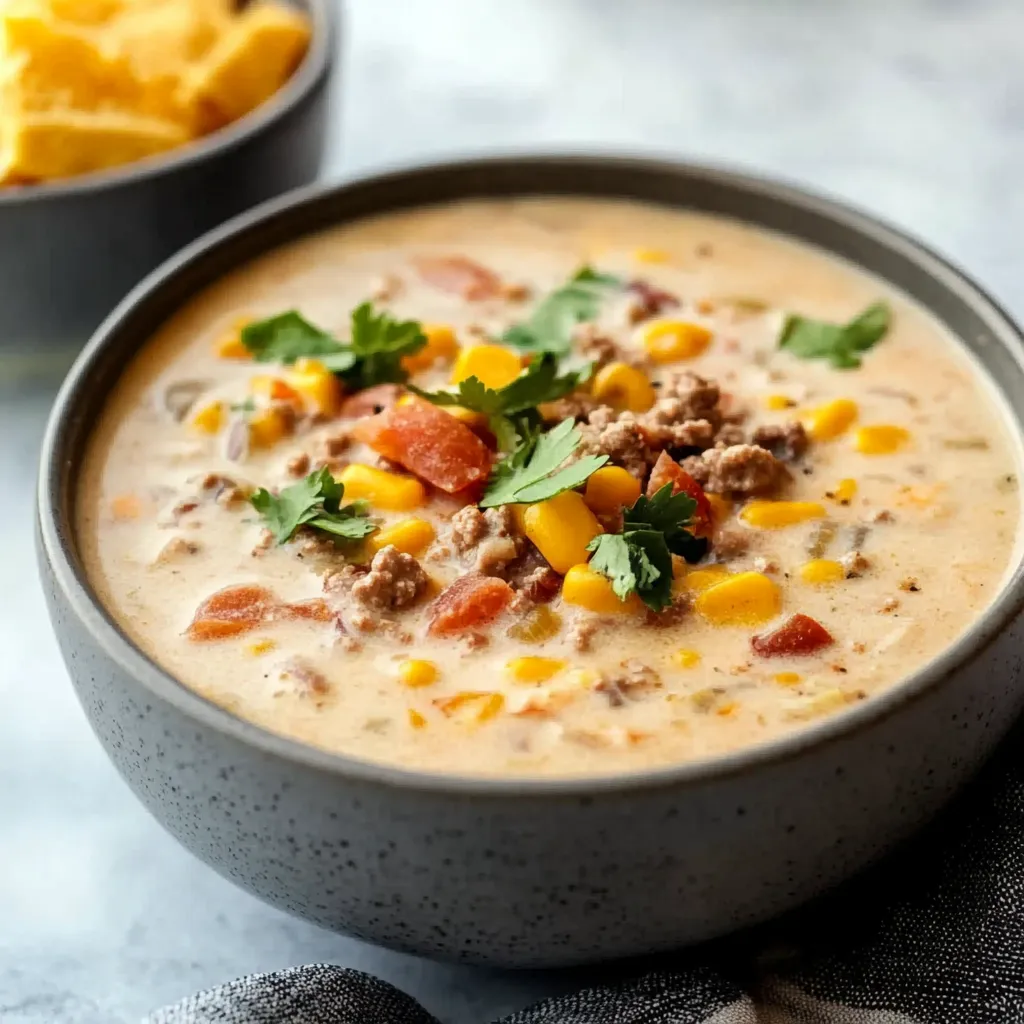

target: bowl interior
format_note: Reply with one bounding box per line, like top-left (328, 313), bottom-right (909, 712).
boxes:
top-left (38, 155), bottom-right (1024, 793)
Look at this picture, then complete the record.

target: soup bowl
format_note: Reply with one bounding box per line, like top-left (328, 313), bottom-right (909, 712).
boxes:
top-left (0, 0), bottom-right (336, 355)
top-left (36, 156), bottom-right (1024, 968)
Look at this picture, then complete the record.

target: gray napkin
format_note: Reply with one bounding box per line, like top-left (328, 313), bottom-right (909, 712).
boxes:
top-left (146, 733), bottom-right (1024, 1024)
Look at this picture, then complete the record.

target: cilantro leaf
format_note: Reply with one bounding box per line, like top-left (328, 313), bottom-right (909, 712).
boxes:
top-left (587, 484), bottom-right (702, 611)
top-left (502, 266), bottom-right (622, 355)
top-left (625, 486), bottom-right (697, 544)
top-left (779, 300), bottom-right (891, 370)
top-left (250, 467), bottom-right (376, 545)
top-left (480, 417), bottom-right (608, 508)
top-left (339, 302), bottom-right (427, 389)
top-left (586, 533), bottom-right (633, 599)
top-left (409, 354), bottom-right (593, 453)
top-left (241, 303), bottom-right (426, 389)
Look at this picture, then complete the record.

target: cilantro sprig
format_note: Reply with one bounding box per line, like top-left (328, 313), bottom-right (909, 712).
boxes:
top-left (480, 418), bottom-right (608, 508)
top-left (502, 266), bottom-right (621, 356)
top-left (779, 301), bottom-right (891, 370)
top-left (409, 354), bottom-right (593, 452)
top-left (250, 467), bottom-right (376, 545)
top-left (241, 303), bottom-right (426, 389)
top-left (587, 485), bottom-right (702, 612)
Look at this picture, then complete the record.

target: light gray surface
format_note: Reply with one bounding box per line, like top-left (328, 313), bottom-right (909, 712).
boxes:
top-left (3, 1), bottom-right (1023, 1020)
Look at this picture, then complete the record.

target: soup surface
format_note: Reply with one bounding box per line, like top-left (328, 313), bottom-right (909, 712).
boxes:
top-left (79, 198), bottom-right (1022, 776)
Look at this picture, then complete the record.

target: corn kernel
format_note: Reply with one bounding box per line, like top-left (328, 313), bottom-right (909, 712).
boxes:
top-left (451, 344), bottom-right (522, 389)
top-left (398, 659), bottom-right (439, 688)
top-left (433, 691), bottom-right (505, 722)
top-left (673, 648), bottom-right (701, 669)
top-left (785, 688), bottom-right (854, 721)
top-left (633, 247), bottom-right (670, 263)
top-left (765, 394), bottom-right (795, 411)
top-left (216, 336), bottom-right (250, 359)
top-left (775, 672), bottom-right (802, 686)
top-left (564, 668), bottom-right (601, 689)
top-left (641, 320), bottom-right (713, 364)
top-left (583, 466), bottom-right (642, 514)
top-left (368, 518), bottom-right (436, 557)
top-left (799, 559), bottom-right (845, 585)
top-left (110, 494), bottom-right (142, 521)
top-left (248, 407), bottom-right (292, 449)
top-left (506, 657), bottom-right (566, 684)
top-left (251, 375), bottom-right (303, 405)
top-left (245, 639), bottom-right (277, 656)
top-left (694, 571), bottom-right (781, 626)
top-left (897, 483), bottom-right (942, 507)
top-left (591, 361), bottom-right (656, 413)
top-left (803, 398), bottom-right (858, 441)
top-left (740, 500), bottom-right (826, 529)
top-left (522, 492), bottom-right (603, 574)
top-left (191, 401), bottom-right (224, 434)
top-left (681, 565), bottom-right (731, 593)
top-left (214, 316), bottom-right (252, 359)
top-left (854, 424), bottom-right (910, 455)
top-left (562, 564), bottom-right (643, 614)
top-left (408, 709), bottom-right (428, 729)
top-left (286, 357), bottom-right (342, 416)
top-left (340, 464), bottom-right (427, 511)
top-left (706, 494), bottom-right (733, 523)
top-left (827, 478), bottom-right (857, 504)
top-left (403, 324), bottom-right (458, 372)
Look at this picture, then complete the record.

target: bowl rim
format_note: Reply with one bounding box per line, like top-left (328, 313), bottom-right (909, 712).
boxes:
top-left (0, 0), bottom-right (336, 207)
top-left (37, 152), bottom-right (1024, 797)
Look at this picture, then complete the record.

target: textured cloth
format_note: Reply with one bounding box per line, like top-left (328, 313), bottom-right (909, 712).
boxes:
top-left (146, 734), bottom-right (1024, 1024)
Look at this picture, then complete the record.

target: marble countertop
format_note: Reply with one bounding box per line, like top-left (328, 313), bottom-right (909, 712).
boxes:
top-left (4, 1), bottom-right (1024, 1020)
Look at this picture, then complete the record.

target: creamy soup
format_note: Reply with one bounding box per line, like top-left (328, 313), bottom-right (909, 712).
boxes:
top-left (78, 198), bottom-right (1022, 777)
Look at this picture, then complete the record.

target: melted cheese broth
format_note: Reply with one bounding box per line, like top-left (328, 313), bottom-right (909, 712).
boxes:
top-left (78, 198), bottom-right (1022, 776)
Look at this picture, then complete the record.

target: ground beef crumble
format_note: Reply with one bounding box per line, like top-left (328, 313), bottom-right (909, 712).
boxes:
top-left (644, 592), bottom-right (690, 627)
top-left (343, 546), bottom-right (428, 611)
top-left (541, 393), bottom-right (602, 423)
top-left (712, 527), bottom-right (750, 561)
top-left (751, 422), bottom-right (809, 462)
top-left (596, 660), bottom-right (662, 706)
top-left (450, 504), bottom-right (525, 576)
top-left (568, 618), bottom-right (597, 652)
top-left (624, 280), bottom-right (680, 323)
top-left (576, 410), bottom-right (652, 478)
top-left (280, 657), bottom-right (330, 695)
top-left (658, 371), bottom-right (724, 427)
top-left (571, 372), bottom-right (749, 475)
top-left (572, 323), bottom-right (634, 368)
top-left (682, 443), bottom-right (789, 497)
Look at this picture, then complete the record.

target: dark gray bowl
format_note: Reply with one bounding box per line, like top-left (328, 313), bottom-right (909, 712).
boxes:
top-left (36, 156), bottom-right (1024, 968)
top-left (0, 0), bottom-right (336, 354)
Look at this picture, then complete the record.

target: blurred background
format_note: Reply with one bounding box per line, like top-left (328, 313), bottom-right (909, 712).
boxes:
top-left (3, 1), bottom-right (1022, 1021)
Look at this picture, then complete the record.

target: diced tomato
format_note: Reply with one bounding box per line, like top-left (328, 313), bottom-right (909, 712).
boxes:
top-left (428, 573), bottom-right (514, 636)
top-left (647, 451), bottom-right (714, 536)
top-left (751, 614), bottom-right (835, 658)
top-left (186, 584), bottom-right (277, 641)
top-left (269, 379), bottom-right (303, 404)
top-left (286, 598), bottom-right (335, 622)
top-left (339, 383), bottom-right (404, 419)
top-left (415, 256), bottom-right (502, 301)
top-left (353, 397), bottom-right (493, 494)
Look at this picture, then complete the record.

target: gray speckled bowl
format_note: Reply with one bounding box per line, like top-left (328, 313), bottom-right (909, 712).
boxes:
top-left (36, 156), bottom-right (1024, 968)
top-left (0, 0), bottom-right (336, 355)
